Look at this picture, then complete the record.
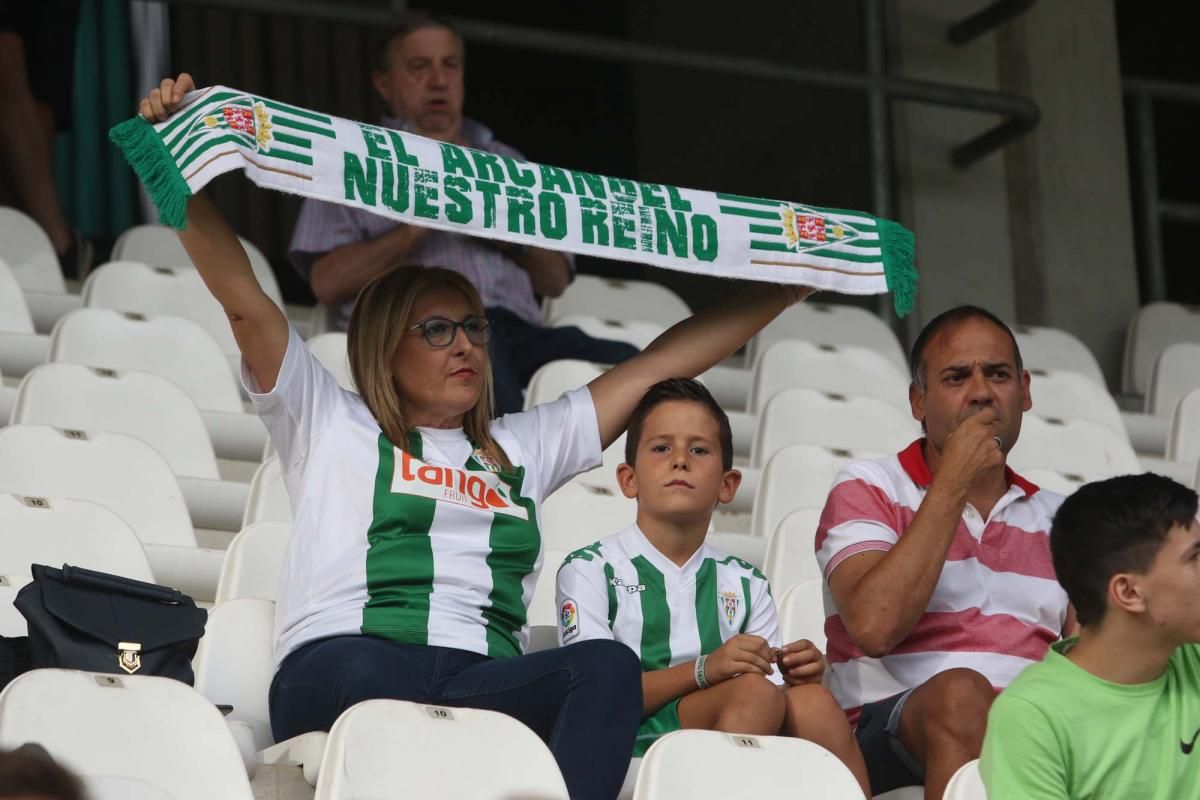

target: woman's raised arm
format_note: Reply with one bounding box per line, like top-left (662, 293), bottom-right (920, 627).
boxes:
top-left (139, 74), bottom-right (288, 391)
top-left (587, 283), bottom-right (812, 448)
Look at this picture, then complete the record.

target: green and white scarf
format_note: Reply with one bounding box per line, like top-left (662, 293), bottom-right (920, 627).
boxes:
top-left (110, 87), bottom-right (917, 314)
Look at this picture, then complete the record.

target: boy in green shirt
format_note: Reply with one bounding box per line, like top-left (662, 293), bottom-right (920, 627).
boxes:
top-left (981, 473), bottom-right (1200, 798)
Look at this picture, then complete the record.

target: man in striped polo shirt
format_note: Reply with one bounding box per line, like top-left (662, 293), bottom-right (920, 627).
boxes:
top-left (816, 305), bottom-right (1073, 800)
top-left (558, 379), bottom-right (870, 792)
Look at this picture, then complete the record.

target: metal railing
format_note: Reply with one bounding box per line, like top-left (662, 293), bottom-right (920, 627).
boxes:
top-left (1124, 77), bottom-right (1200, 302)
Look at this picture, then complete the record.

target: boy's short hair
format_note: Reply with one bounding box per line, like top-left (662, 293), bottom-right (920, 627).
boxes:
top-left (624, 378), bottom-right (733, 471)
top-left (1051, 473), bottom-right (1198, 627)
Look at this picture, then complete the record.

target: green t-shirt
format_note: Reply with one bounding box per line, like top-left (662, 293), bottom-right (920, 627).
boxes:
top-left (981, 638), bottom-right (1200, 799)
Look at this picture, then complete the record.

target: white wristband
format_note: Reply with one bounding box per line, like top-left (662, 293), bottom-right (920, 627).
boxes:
top-left (694, 654), bottom-right (711, 689)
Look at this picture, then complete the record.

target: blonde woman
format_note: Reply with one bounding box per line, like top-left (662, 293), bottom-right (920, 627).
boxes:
top-left (140, 74), bottom-right (812, 800)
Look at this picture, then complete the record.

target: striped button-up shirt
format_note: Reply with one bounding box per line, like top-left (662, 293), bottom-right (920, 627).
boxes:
top-left (289, 116), bottom-right (570, 330)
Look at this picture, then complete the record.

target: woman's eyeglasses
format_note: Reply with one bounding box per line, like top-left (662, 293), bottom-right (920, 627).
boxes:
top-left (409, 315), bottom-right (491, 348)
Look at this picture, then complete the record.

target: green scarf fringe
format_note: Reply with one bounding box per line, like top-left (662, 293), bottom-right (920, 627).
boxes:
top-left (108, 116), bottom-right (192, 230)
top-left (877, 217), bottom-right (917, 317)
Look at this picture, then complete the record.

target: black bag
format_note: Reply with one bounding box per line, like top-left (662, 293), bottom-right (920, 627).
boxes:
top-left (14, 564), bottom-right (207, 685)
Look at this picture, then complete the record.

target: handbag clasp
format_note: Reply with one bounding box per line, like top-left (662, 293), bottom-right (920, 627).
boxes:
top-left (117, 641), bottom-right (142, 674)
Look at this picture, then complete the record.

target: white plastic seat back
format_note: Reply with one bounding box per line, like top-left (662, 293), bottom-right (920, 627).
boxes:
top-left (83, 261), bottom-right (244, 369)
top-left (752, 444), bottom-right (870, 539)
top-left (0, 425), bottom-right (197, 548)
top-left (1019, 468), bottom-right (1088, 497)
top-left (314, 699), bottom-right (568, 800)
top-left (749, 339), bottom-right (910, 413)
top-left (0, 575), bottom-right (31, 636)
top-left (0, 257), bottom-right (35, 334)
top-left (1009, 415), bottom-right (1141, 481)
top-left (529, 547), bottom-right (570, 628)
top-left (1169, 388), bottom-right (1200, 464)
top-left (13, 363), bottom-right (219, 479)
top-left (1027, 368), bottom-right (1124, 433)
top-left (552, 313), bottom-right (662, 351)
top-left (193, 598), bottom-right (277, 751)
top-left (0, 494), bottom-right (154, 581)
top-left (111, 224), bottom-right (283, 306)
top-left (50, 307), bottom-right (243, 412)
top-left (1124, 302), bottom-right (1200, 397)
top-left (215, 521), bottom-right (291, 604)
top-left (764, 508), bottom-right (823, 595)
top-left (633, 729), bottom-right (862, 799)
top-left (0, 669), bottom-right (254, 800)
top-left (544, 274), bottom-right (690, 328)
top-left (307, 332), bottom-right (354, 390)
top-left (0, 207), bottom-right (66, 293)
top-left (540, 481), bottom-right (636, 552)
top-left (1014, 324), bottom-right (1106, 387)
top-left (777, 578), bottom-right (829, 652)
top-left (524, 359), bottom-right (605, 411)
top-left (943, 759), bottom-right (986, 800)
top-left (242, 455), bottom-right (292, 527)
top-left (750, 301), bottom-right (906, 372)
top-left (751, 388), bottom-right (918, 468)
top-left (1149, 342), bottom-right (1200, 417)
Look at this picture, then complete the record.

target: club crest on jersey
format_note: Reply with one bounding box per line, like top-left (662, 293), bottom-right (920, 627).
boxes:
top-left (471, 448), bottom-right (502, 473)
top-left (720, 590), bottom-right (740, 627)
top-left (560, 598), bottom-right (580, 642)
top-left (392, 449), bottom-right (528, 519)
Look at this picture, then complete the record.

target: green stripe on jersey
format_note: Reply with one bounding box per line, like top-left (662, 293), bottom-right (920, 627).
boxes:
top-left (478, 458), bottom-right (539, 659)
top-left (633, 556), bottom-right (671, 670)
top-left (739, 576), bottom-right (753, 634)
top-left (363, 433), bottom-right (435, 642)
top-left (694, 559), bottom-right (723, 655)
top-left (603, 562), bottom-right (619, 630)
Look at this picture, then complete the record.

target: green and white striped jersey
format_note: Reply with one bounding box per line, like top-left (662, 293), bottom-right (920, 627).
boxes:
top-left (555, 525), bottom-right (782, 681)
top-left (247, 327), bottom-right (601, 668)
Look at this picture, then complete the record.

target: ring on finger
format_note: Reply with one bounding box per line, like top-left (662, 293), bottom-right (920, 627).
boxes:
top-left (993, 435), bottom-right (1004, 450)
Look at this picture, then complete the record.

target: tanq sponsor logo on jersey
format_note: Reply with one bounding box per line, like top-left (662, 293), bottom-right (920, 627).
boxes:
top-left (391, 449), bottom-right (529, 519)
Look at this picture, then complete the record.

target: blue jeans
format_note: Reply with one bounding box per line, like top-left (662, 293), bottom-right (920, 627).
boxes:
top-left (270, 636), bottom-right (643, 800)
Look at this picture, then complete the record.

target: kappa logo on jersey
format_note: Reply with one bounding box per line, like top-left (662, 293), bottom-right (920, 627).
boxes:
top-left (392, 449), bottom-right (529, 519)
top-left (720, 590), bottom-right (740, 627)
top-left (609, 576), bottom-right (646, 594)
top-left (560, 598), bottom-right (580, 642)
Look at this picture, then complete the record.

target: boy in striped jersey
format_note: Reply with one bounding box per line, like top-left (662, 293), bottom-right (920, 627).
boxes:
top-left (556, 379), bottom-right (869, 791)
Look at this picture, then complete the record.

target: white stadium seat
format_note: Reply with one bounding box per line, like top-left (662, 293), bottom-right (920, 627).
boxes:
top-left (1020, 467), bottom-right (1088, 497)
top-left (1148, 342), bottom-right (1200, 418)
top-left (749, 301), bottom-right (906, 373)
top-left (0, 206), bottom-right (66, 294)
top-left (49, 307), bottom-right (244, 413)
top-left (633, 730), bottom-right (862, 800)
top-left (523, 358), bottom-right (604, 410)
top-left (529, 547), bottom-right (570, 628)
top-left (751, 388), bottom-right (918, 468)
top-left (544, 274), bottom-right (690, 328)
top-left (215, 521), bottom-right (291, 604)
top-left (540, 480), bottom-right (636, 552)
top-left (1014, 324), bottom-right (1106, 387)
top-left (551, 313), bottom-right (663, 351)
top-left (194, 598), bottom-right (278, 751)
top-left (83, 261), bottom-right (251, 373)
top-left (1027, 368), bottom-right (1124, 433)
top-left (1124, 302), bottom-right (1200, 399)
top-left (1168, 388), bottom-right (1200, 465)
top-left (764, 508), bottom-right (823, 593)
top-left (314, 699), bottom-right (568, 800)
top-left (1008, 415), bottom-right (1141, 480)
top-left (0, 257), bottom-right (35, 334)
top-left (749, 339), bottom-right (910, 414)
top-left (943, 759), bottom-right (987, 800)
top-left (307, 332), bottom-right (354, 391)
top-left (777, 577), bottom-right (829, 652)
top-left (752, 444), bottom-right (875, 539)
top-left (13, 363), bottom-right (220, 479)
top-left (0, 575), bottom-right (31, 636)
top-left (111, 223), bottom-right (284, 306)
top-left (0, 669), bottom-right (254, 800)
top-left (0, 493), bottom-right (154, 581)
top-left (243, 455), bottom-right (292, 527)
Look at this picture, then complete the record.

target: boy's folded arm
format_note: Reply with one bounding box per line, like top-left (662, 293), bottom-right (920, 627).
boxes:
top-left (642, 663), bottom-right (705, 717)
top-left (980, 695), bottom-right (1068, 800)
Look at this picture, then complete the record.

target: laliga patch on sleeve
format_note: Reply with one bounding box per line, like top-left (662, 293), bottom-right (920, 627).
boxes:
top-left (560, 598), bottom-right (580, 643)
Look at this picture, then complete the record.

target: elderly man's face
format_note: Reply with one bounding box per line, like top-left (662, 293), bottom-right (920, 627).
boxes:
top-left (372, 26), bottom-right (464, 141)
top-left (910, 317), bottom-right (1032, 456)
